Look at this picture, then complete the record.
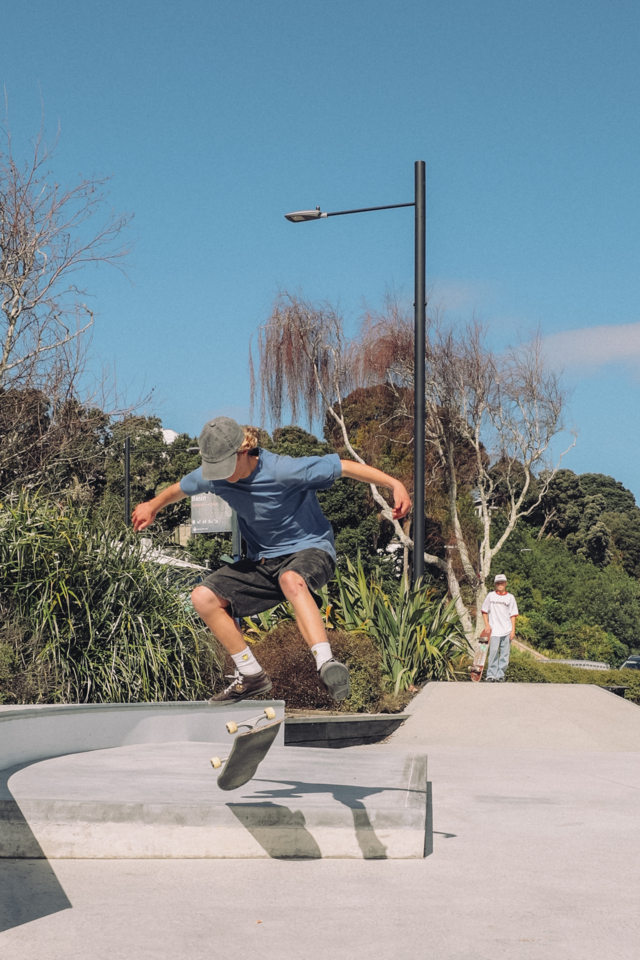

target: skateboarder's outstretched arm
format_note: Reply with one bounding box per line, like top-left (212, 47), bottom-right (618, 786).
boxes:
top-left (132, 482), bottom-right (186, 532)
top-left (340, 460), bottom-right (411, 521)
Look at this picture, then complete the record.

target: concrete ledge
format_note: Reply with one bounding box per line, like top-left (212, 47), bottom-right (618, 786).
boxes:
top-left (285, 714), bottom-right (409, 748)
top-left (0, 700), bottom-right (285, 771)
top-left (1, 743), bottom-right (427, 859)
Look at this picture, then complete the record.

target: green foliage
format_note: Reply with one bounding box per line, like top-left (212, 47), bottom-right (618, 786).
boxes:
top-left (321, 556), bottom-right (469, 691)
top-left (501, 650), bottom-right (640, 705)
top-left (0, 493), bottom-right (223, 704)
top-left (0, 642), bottom-right (18, 704)
top-left (549, 623), bottom-right (627, 664)
top-left (0, 389), bottom-right (112, 501)
top-left (102, 419), bottom-right (202, 531)
top-left (530, 469), bottom-right (640, 570)
top-left (185, 533), bottom-right (233, 569)
top-left (323, 385), bottom-right (415, 485)
top-left (579, 474), bottom-right (638, 516)
top-left (493, 527), bottom-right (640, 660)
top-left (242, 603), bottom-right (296, 641)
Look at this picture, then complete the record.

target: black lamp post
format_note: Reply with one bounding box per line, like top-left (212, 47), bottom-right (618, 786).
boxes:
top-left (285, 160), bottom-right (426, 584)
top-left (124, 436), bottom-right (131, 528)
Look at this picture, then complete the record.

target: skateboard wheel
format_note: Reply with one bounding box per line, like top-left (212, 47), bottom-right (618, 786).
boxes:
top-left (211, 757), bottom-right (222, 769)
top-left (226, 721), bottom-right (238, 735)
top-left (264, 707), bottom-right (276, 720)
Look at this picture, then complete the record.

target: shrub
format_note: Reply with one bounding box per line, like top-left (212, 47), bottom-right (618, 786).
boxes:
top-left (232, 621), bottom-right (409, 713)
top-left (499, 650), bottom-right (640, 704)
top-left (0, 493), bottom-right (224, 703)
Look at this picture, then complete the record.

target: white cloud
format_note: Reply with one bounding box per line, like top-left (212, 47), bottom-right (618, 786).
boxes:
top-left (544, 321), bottom-right (640, 371)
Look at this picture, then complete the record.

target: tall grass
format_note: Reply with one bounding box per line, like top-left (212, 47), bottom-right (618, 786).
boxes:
top-left (0, 494), bottom-right (222, 703)
top-left (320, 557), bottom-right (469, 692)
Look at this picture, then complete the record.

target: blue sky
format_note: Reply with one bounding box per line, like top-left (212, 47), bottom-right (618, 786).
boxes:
top-left (2, 0), bottom-right (640, 495)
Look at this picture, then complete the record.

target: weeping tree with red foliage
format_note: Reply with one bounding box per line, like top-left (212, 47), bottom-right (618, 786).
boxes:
top-left (252, 292), bottom-right (573, 641)
top-left (250, 293), bottom-right (417, 563)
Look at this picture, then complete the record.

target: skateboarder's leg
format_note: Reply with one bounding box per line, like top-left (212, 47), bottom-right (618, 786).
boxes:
top-left (191, 586), bottom-right (247, 654)
top-left (278, 569), bottom-right (327, 650)
top-left (191, 586), bottom-right (272, 701)
top-left (279, 569), bottom-right (350, 701)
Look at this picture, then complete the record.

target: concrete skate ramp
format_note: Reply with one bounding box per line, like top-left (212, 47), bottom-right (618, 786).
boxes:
top-left (392, 682), bottom-right (640, 752)
top-left (0, 743), bottom-right (427, 860)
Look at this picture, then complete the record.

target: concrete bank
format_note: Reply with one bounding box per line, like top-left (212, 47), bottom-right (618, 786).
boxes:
top-left (391, 680), bottom-right (640, 751)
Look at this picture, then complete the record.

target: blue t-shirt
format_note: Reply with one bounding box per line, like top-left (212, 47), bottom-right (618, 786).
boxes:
top-left (180, 449), bottom-right (342, 561)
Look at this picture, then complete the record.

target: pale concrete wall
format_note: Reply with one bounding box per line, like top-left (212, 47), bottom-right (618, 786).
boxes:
top-left (0, 700), bottom-right (285, 771)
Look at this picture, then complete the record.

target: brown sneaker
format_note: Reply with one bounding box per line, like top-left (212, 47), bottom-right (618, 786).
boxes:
top-left (208, 669), bottom-right (273, 704)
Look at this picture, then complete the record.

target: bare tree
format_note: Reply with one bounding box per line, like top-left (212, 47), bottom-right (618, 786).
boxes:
top-left (253, 293), bottom-right (574, 642)
top-left (358, 303), bottom-right (575, 638)
top-left (0, 119), bottom-right (133, 492)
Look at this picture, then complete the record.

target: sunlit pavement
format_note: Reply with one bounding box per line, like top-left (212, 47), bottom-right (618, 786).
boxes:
top-left (2, 683), bottom-right (639, 959)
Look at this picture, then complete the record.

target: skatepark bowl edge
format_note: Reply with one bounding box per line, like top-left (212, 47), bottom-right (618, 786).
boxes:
top-left (0, 700), bottom-right (428, 863)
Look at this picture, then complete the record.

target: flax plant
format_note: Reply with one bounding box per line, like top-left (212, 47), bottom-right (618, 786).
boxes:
top-left (0, 494), bottom-right (222, 703)
top-left (320, 557), bottom-right (469, 692)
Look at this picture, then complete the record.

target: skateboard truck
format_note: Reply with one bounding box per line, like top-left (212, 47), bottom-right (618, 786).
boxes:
top-left (211, 708), bottom-right (277, 769)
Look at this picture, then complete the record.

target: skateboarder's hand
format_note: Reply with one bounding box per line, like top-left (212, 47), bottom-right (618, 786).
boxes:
top-left (132, 502), bottom-right (157, 532)
top-left (391, 483), bottom-right (412, 521)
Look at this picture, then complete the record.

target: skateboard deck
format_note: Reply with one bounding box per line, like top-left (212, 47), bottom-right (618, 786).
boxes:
top-left (211, 708), bottom-right (283, 791)
top-left (470, 638), bottom-right (489, 682)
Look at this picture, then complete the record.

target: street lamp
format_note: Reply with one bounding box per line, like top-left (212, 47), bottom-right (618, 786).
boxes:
top-left (285, 161), bottom-right (426, 584)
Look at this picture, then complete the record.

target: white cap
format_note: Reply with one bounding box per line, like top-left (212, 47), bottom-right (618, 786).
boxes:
top-left (494, 574), bottom-right (507, 582)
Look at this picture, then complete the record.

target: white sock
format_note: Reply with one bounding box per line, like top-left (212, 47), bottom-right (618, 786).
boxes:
top-left (311, 641), bottom-right (333, 671)
top-left (231, 647), bottom-right (262, 676)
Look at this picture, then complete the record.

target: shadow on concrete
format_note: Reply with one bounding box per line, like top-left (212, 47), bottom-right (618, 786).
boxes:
top-left (0, 765), bottom-right (72, 932)
top-left (236, 777), bottom-right (425, 859)
top-left (424, 782), bottom-right (433, 857)
top-left (228, 803), bottom-right (323, 859)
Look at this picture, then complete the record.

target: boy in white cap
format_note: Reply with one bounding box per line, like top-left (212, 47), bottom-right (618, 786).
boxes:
top-left (132, 417), bottom-right (411, 703)
top-left (480, 575), bottom-right (519, 682)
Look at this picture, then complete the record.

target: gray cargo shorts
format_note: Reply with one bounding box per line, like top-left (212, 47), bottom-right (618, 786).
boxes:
top-left (199, 548), bottom-right (336, 619)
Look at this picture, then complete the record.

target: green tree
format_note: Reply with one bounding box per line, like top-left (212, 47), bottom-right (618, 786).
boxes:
top-left (494, 529), bottom-right (640, 660)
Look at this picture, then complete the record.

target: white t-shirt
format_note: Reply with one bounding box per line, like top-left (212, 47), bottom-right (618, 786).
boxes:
top-left (481, 591), bottom-right (519, 636)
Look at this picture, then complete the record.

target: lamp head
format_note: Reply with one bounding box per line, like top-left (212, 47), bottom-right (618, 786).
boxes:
top-left (284, 206), bottom-right (327, 223)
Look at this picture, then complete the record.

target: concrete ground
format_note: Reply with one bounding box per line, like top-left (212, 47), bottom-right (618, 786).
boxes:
top-left (2, 682), bottom-right (640, 959)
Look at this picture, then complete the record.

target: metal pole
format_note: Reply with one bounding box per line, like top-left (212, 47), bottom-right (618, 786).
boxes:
top-left (124, 437), bottom-right (131, 527)
top-left (231, 510), bottom-right (241, 561)
top-left (413, 160), bottom-right (426, 586)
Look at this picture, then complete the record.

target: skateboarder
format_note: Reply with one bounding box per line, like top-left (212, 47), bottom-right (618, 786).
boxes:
top-left (480, 574), bottom-right (519, 682)
top-left (132, 417), bottom-right (411, 703)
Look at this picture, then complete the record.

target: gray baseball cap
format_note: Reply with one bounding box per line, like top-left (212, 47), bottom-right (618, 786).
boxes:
top-left (198, 417), bottom-right (244, 480)
top-left (494, 574), bottom-right (507, 582)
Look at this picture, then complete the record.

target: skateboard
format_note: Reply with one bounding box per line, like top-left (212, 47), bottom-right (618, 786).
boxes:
top-left (470, 637), bottom-right (490, 682)
top-left (211, 708), bottom-right (283, 791)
